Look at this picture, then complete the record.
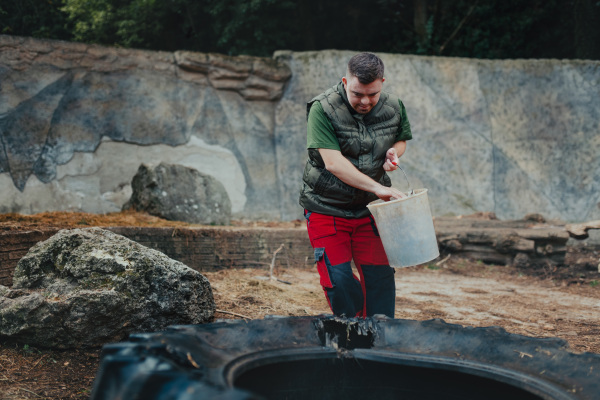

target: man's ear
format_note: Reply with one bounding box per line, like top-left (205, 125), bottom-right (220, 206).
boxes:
top-left (342, 76), bottom-right (347, 87)
top-left (382, 77), bottom-right (386, 83)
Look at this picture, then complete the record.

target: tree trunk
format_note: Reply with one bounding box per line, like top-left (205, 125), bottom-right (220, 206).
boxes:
top-left (414, 0), bottom-right (428, 45)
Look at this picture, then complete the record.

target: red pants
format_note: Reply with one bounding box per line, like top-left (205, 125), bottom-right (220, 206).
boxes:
top-left (305, 211), bottom-right (395, 318)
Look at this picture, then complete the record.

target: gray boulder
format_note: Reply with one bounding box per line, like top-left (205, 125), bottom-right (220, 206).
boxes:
top-left (0, 228), bottom-right (215, 349)
top-left (123, 162), bottom-right (232, 225)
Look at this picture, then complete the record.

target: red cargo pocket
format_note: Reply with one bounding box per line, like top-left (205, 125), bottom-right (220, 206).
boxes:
top-left (314, 247), bottom-right (334, 288)
top-left (306, 213), bottom-right (337, 240)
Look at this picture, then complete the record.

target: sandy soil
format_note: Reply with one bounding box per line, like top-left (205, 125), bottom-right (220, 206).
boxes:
top-left (1, 212), bottom-right (599, 399)
top-left (205, 258), bottom-right (600, 354)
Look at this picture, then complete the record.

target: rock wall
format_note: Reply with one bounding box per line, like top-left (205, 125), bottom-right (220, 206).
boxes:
top-left (274, 51), bottom-right (600, 222)
top-left (0, 35), bottom-right (290, 220)
top-left (1, 35), bottom-right (599, 222)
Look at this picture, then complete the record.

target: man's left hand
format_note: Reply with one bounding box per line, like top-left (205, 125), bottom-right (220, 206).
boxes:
top-left (383, 148), bottom-right (399, 171)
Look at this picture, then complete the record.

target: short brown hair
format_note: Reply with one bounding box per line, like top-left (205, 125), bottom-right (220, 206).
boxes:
top-left (347, 52), bottom-right (384, 84)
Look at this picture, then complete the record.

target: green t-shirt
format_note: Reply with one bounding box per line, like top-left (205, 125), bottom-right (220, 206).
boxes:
top-left (306, 100), bottom-right (412, 150)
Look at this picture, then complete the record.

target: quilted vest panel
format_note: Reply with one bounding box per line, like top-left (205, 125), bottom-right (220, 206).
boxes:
top-left (299, 82), bottom-right (401, 218)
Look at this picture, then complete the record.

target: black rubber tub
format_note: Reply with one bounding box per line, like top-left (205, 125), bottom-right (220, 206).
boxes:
top-left (90, 316), bottom-right (600, 400)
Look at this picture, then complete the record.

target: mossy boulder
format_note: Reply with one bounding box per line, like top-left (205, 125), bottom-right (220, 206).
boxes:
top-left (0, 228), bottom-right (215, 349)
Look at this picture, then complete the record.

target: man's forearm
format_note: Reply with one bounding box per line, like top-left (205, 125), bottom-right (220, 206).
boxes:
top-left (393, 140), bottom-right (407, 158)
top-left (318, 148), bottom-right (407, 201)
top-left (318, 149), bottom-right (383, 193)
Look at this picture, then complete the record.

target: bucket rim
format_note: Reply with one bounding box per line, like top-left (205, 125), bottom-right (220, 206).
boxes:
top-left (366, 188), bottom-right (429, 210)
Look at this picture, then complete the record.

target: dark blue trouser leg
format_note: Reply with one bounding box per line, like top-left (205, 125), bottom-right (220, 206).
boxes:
top-left (323, 260), bottom-right (363, 317)
top-left (360, 264), bottom-right (396, 318)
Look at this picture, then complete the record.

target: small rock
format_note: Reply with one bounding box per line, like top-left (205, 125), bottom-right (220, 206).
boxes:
top-left (524, 213), bottom-right (546, 223)
top-left (512, 253), bottom-right (531, 269)
top-left (123, 162), bottom-right (232, 225)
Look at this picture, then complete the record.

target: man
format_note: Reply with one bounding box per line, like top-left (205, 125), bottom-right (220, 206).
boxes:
top-left (299, 52), bottom-right (412, 318)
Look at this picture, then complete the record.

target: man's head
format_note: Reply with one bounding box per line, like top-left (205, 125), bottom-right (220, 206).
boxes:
top-left (346, 52), bottom-right (385, 84)
top-left (342, 52), bottom-right (385, 114)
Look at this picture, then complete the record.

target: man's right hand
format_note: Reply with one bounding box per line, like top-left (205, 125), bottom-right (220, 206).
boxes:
top-left (374, 186), bottom-right (406, 201)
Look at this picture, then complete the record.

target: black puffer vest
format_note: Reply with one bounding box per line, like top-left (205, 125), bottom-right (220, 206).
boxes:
top-left (299, 82), bottom-right (402, 218)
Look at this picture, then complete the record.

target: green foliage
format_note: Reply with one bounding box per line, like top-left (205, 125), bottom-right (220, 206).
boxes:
top-left (204, 0), bottom-right (297, 56)
top-left (2, 0), bottom-right (598, 59)
top-left (61, 0), bottom-right (114, 44)
top-left (61, 0), bottom-right (173, 49)
top-left (434, 0), bottom-right (572, 59)
top-left (376, 0), bottom-right (577, 59)
top-left (0, 0), bottom-right (71, 39)
top-left (22, 343), bottom-right (39, 355)
top-left (57, 0), bottom-right (300, 54)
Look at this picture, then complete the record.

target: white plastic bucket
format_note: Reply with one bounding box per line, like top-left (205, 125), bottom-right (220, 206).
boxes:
top-left (367, 189), bottom-right (439, 268)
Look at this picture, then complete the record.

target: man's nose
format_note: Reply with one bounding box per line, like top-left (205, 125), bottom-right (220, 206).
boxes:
top-left (361, 97), bottom-right (370, 104)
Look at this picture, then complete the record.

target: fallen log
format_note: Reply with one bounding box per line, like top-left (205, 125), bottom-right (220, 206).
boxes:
top-left (565, 220), bottom-right (600, 239)
top-left (434, 215), bottom-right (569, 267)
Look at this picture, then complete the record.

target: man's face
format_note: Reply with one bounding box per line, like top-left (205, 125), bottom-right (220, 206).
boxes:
top-left (342, 75), bottom-right (385, 114)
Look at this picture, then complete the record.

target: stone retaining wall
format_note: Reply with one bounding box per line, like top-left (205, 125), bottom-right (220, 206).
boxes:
top-left (0, 227), bottom-right (314, 287)
top-left (1, 217), bottom-right (572, 287)
top-left (0, 230), bottom-right (57, 286)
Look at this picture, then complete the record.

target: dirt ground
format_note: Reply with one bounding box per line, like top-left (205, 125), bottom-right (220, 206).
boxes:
top-left (1, 212), bottom-right (599, 399)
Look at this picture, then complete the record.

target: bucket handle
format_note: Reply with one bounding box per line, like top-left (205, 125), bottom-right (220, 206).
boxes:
top-left (394, 163), bottom-right (414, 195)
